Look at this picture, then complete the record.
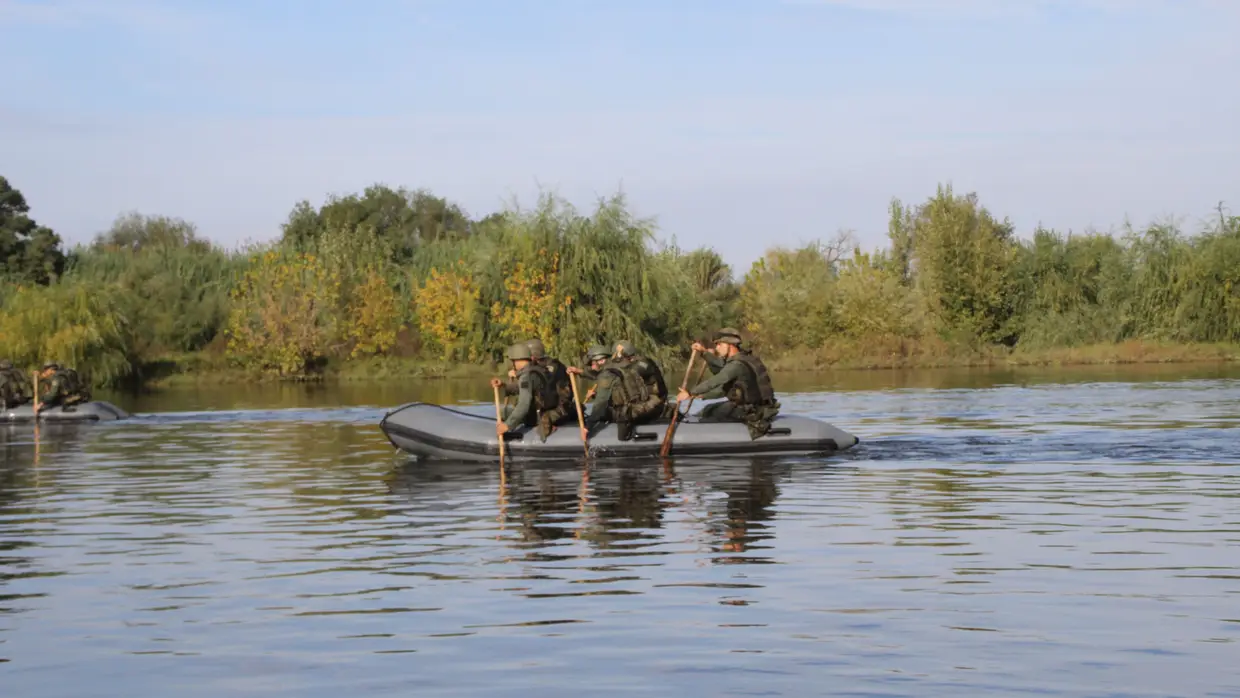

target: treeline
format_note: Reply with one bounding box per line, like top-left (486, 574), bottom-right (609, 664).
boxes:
top-left (0, 173), bottom-right (1237, 387)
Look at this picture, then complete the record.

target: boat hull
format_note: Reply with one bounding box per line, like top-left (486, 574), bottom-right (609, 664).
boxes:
top-left (379, 402), bottom-right (859, 462)
top-left (0, 401), bottom-right (131, 423)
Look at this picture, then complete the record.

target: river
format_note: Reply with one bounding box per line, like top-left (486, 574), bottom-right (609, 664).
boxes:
top-left (2, 364), bottom-right (1238, 697)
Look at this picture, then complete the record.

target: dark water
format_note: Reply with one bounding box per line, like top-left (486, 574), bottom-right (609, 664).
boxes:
top-left (2, 365), bottom-right (1239, 697)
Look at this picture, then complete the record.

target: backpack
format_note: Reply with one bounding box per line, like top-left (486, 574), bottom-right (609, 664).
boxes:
top-left (59, 368), bottom-right (92, 402)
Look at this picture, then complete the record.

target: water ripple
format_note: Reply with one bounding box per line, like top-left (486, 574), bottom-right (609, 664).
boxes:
top-left (1, 376), bottom-right (1238, 696)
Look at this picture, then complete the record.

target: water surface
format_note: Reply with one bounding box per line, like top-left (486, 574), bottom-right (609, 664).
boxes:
top-left (2, 365), bottom-right (1239, 697)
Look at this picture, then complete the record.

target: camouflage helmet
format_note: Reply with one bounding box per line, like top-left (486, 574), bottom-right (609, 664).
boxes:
top-left (506, 343), bottom-right (532, 361)
top-left (585, 344), bottom-right (610, 362)
top-left (712, 327), bottom-right (744, 346)
top-left (41, 361), bottom-right (60, 371)
top-left (614, 340), bottom-right (636, 358)
top-left (525, 338), bottom-right (546, 359)
top-left (0, 359), bottom-right (12, 370)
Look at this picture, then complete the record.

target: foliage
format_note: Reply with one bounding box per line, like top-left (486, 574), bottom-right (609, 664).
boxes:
top-left (490, 249), bottom-right (566, 352)
top-left (281, 184), bottom-right (471, 263)
top-left (67, 212), bottom-right (242, 357)
top-left (906, 185), bottom-right (1020, 345)
top-left (738, 242), bottom-right (843, 353)
top-left (833, 249), bottom-right (922, 339)
top-left (346, 267), bottom-right (404, 358)
top-left (3, 169), bottom-right (1238, 386)
top-left (224, 250), bottom-right (343, 376)
top-left (414, 262), bottom-right (481, 361)
top-left (0, 176), bottom-right (66, 285)
top-left (0, 280), bottom-right (133, 385)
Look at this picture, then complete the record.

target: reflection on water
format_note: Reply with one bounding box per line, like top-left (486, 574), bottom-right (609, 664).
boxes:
top-left (0, 366), bottom-right (1238, 696)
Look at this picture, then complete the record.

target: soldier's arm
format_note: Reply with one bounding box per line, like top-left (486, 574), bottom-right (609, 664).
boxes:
top-left (700, 352), bottom-right (725, 373)
top-left (687, 360), bottom-right (741, 399)
top-left (504, 379), bottom-right (533, 431)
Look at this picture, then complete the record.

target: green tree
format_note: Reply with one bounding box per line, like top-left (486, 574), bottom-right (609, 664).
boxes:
top-left (67, 212), bottom-right (242, 356)
top-left (280, 184), bottom-right (472, 264)
top-left (0, 175), bottom-right (66, 285)
top-left (903, 184), bottom-right (1020, 345)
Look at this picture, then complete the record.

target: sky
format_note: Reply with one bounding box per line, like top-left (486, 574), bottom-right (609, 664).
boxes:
top-left (1, 0), bottom-right (1237, 270)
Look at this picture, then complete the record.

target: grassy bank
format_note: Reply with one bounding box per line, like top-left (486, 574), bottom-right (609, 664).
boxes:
top-left (139, 340), bottom-right (1240, 389)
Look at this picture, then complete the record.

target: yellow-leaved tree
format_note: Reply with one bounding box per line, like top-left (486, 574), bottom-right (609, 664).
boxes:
top-left (414, 261), bottom-right (480, 360)
top-left (489, 248), bottom-right (568, 354)
top-left (225, 250), bottom-right (343, 376)
top-left (345, 266), bottom-right (403, 358)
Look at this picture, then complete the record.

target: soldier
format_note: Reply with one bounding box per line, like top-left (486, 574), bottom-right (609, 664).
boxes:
top-left (567, 344), bottom-right (612, 394)
top-left (0, 359), bottom-right (32, 410)
top-left (35, 362), bottom-right (92, 415)
top-left (678, 328), bottom-right (780, 439)
top-left (566, 345), bottom-right (612, 441)
top-left (583, 348), bottom-right (664, 441)
top-left (489, 343), bottom-right (560, 442)
top-left (612, 340), bottom-right (670, 420)
top-left (526, 338), bottom-right (575, 433)
top-left (570, 344), bottom-right (614, 382)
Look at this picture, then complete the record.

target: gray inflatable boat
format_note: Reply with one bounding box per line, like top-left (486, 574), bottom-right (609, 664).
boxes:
top-left (379, 402), bottom-right (859, 461)
top-left (0, 401), bottom-right (131, 423)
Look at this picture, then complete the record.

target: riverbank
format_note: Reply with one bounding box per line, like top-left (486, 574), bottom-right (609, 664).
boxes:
top-left (141, 340), bottom-right (1240, 388)
top-left (763, 338), bottom-right (1240, 371)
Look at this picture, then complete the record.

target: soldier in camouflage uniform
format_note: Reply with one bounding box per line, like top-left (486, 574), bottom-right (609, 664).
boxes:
top-left (35, 362), bottom-right (91, 415)
top-left (583, 347), bottom-right (666, 441)
top-left (567, 344), bottom-right (612, 395)
top-left (525, 338), bottom-right (575, 435)
top-left (678, 328), bottom-right (781, 439)
top-left (611, 340), bottom-right (672, 420)
top-left (490, 343), bottom-right (561, 442)
top-left (0, 359), bottom-right (32, 409)
top-left (566, 345), bottom-right (613, 441)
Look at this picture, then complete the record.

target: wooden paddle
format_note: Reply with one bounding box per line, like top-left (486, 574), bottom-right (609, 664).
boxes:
top-left (31, 370), bottom-right (40, 419)
top-left (569, 372), bottom-right (589, 457)
top-left (492, 383), bottom-right (506, 462)
top-left (660, 349), bottom-right (700, 457)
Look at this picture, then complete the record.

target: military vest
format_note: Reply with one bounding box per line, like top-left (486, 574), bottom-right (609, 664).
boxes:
top-left (725, 352), bottom-right (776, 406)
top-left (0, 369), bottom-right (28, 404)
top-left (601, 363), bottom-right (649, 408)
top-left (520, 364), bottom-right (559, 412)
top-left (631, 354), bottom-right (668, 400)
top-left (540, 357), bottom-right (574, 409)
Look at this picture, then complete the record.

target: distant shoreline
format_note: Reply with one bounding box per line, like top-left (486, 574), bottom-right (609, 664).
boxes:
top-left (140, 340), bottom-right (1240, 388)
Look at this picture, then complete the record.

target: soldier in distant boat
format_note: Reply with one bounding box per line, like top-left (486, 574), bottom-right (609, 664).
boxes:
top-left (490, 343), bottom-right (561, 442)
top-left (0, 359), bottom-right (33, 410)
top-left (35, 362), bottom-right (92, 415)
top-left (525, 338), bottom-right (575, 434)
top-left (677, 328), bottom-right (780, 439)
top-left (610, 340), bottom-right (671, 420)
top-left (580, 342), bottom-right (666, 441)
